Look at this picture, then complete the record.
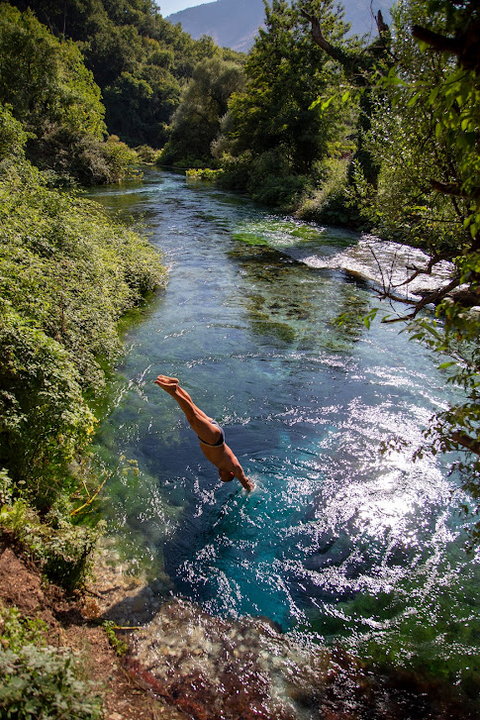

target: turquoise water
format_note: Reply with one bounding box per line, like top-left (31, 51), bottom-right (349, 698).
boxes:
top-left (92, 172), bottom-right (480, 683)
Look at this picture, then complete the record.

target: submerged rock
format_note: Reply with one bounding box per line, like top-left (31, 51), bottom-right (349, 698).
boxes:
top-left (128, 598), bottom-right (476, 720)
top-left (297, 235), bottom-right (455, 302)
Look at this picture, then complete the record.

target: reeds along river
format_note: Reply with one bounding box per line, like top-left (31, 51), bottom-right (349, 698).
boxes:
top-left (90, 171), bottom-right (480, 717)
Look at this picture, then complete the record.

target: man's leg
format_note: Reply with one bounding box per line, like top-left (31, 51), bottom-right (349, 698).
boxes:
top-left (154, 375), bottom-right (222, 444)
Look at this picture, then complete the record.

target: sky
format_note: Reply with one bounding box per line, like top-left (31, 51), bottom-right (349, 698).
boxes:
top-left (156, 0), bottom-right (209, 17)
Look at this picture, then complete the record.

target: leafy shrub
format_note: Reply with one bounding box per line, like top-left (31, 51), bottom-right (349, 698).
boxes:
top-left (297, 158), bottom-right (362, 227)
top-left (219, 149), bottom-right (312, 208)
top-left (218, 151), bottom-right (254, 192)
top-left (101, 135), bottom-right (140, 183)
top-left (0, 310), bottom-right (95, 507)
top-left (0, 168), bottom-right (165, 391)
top-left (103, 621), bottom-right (128, 656)
top-left (0, 603), bottom-right (48, 652)
top-left (135, 144), bottom-right (161, 164)
top-left (0, 500), bottom-right (101, 590)
top-left (0, 103), bottom-right (29, 161)
top-left (29, 126), bottom-right (141, 185)
top-left (0, 164), bottom-right (165, 585)
top-left (0, 468), bottom-right (12, 506)
top-left (0, 645), bottom-right (102, 719)
top-left (186, 168), bottom-right (224, 182)
top-left (247, 150), bottom-right (312, 208)
top-left (0, 602), bottom-right (102, 719)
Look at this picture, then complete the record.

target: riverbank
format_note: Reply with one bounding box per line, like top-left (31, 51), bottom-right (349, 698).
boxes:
top-left (0, 164), bottom-right (167, 717)
top-left (1, 534), bottom-right (476, 720)
top-left (0, 535), bottom-right (196, 720)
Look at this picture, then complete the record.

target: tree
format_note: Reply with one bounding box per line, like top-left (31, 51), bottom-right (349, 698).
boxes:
top-left (0, 4), bottom-right (135, 182)
top-left (353, 0), bottom-right (480, 534)
top-left (300, 0), bottom-right (392, 186)
top-left (163, 55), bottom-right (244, 167)
top-left (0, 4), bottom-right (105, 139)
top-left (8, 0), bottom-right (234, 148)
top-left (217, 0), bottom-right (349, 204)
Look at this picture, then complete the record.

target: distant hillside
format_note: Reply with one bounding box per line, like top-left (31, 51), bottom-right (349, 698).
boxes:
top-left (167, 0), bottom-right (394, 53)
top-left (168, 0), bottom-right (264, 53)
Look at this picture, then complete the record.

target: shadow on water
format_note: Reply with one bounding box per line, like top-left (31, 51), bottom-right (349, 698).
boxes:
top-left (91, 171), bottom-right (480, 714)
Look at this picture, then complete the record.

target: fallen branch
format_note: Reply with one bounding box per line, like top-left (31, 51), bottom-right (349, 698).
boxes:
top-left (379, 276), bottom-right (461, 323)
top-left (70, 478), bottom-right (107, 517)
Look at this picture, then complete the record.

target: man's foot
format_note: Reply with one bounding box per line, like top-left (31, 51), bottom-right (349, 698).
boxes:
top-left (154, 375), bottom-right (179, 393)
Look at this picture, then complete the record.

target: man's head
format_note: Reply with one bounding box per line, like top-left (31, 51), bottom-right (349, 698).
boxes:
top-left (219, 469), bottom-right (235, 483)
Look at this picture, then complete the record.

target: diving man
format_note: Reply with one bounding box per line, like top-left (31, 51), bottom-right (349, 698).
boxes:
top-left (154, 375), bottom-right (254, 492)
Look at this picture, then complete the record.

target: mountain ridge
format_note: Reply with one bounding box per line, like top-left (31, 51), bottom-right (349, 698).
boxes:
top-left (167, 0), bottom-right (394, 53)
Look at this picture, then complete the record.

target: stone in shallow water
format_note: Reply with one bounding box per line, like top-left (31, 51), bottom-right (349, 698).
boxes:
top-left (130, 598), bottom-right (309, 719)
top-left (128, 599), bottom-right (475, 720)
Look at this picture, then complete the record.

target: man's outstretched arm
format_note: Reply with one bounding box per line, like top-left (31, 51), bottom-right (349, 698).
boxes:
top-left (233, 462), bottom-right (254, 492)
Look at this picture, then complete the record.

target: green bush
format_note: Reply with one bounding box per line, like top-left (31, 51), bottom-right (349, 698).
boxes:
top-left (135, 144), bottom-right (161, 164)
top-left (0, 163), bottom-right (165, 585)
top-left (186, 168), bottom-right (224, 182)
top-left (247, 150), bottom-right (312, 208)
top-left (0, 311), bottom-right (95, 506)
top-left (219, 149), bottom-right (312, 208)
top-left (0, 603), bottom-right (48, 652)
top-left (297, 158), bottom-right (362, 227)
top-left (0, 645), bottom-right (102, 719)
top-left (0, 603), bottom-right (102, 719)
top-left (0, 468), bottom-right (13, 506)
top-left (101, 134), bottom-right (140, 182)
top-left (29, 126), bottom-right (141, 185)
top-left (0, 500), bottom-right (101, 590)
top-left (0, 103), bottom-right (29, 161)
top-left (0, 168), bottom-right (165, 391)
top-left (218, 151), bottom-right (254, 192)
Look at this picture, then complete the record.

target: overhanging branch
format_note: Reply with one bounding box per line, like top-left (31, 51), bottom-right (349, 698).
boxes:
top-left (411, 25), bottom-right (462, 55)
top-left (451, 431), bottom-right (480, 457)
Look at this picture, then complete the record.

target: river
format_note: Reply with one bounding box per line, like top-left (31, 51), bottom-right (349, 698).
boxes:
top-left (91, 170), bottom-right (479, 712)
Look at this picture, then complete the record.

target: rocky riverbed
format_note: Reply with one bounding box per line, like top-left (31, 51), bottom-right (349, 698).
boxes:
top-left (126, 596), bottom-right (476, 720)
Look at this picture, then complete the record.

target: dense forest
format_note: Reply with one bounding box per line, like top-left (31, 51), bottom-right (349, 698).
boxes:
top-left (0, 0), bottom-right (479, 717)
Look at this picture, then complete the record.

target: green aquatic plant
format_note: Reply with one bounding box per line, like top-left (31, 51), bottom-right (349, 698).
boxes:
top-left (233, 218), bottom-right (324, 250)
top-left (232, 231), bottom-right (269, 246)
top-left (102, 621), bottom-right (129, 657)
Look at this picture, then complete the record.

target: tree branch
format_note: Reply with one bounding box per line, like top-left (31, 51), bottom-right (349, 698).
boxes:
top-left (393, 262), bottom-right (440, 289)
top-left (375, 9), bottom-right (389, 36)
top-left (379, 276), bottom-right (461, 323)
top-left (299, 10), bottom-right (348, 64)
top-left (412, 19), bottom-right (480, 73)
top-left (411, 25), bottom-right (462, 55)
top-left (451, 431), bottom-right (480, 456)
top-left (431, 179), bottom-right (480, 200)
